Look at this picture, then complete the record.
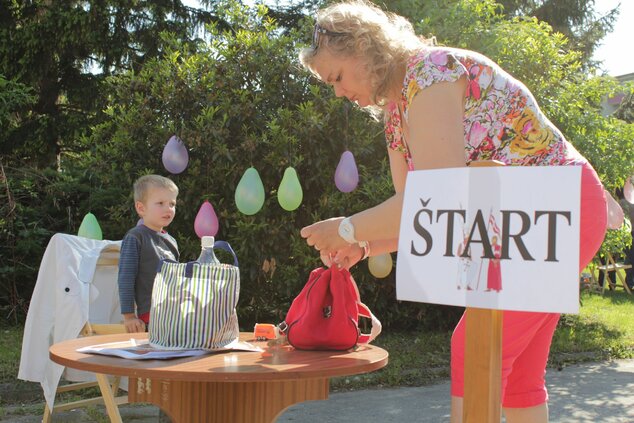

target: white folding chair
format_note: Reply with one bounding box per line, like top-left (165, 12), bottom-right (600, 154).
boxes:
top-left (43, 321), bottom-right (129, 423)
top-left (17, 233), bottom-right (128, 423)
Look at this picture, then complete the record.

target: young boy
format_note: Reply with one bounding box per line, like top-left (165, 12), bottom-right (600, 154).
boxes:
top-left (118, 175), bottom-right (179, 333)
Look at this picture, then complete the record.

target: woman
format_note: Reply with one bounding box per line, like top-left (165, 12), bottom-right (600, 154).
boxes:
top-left (298, 1), bottom-right (607, 422)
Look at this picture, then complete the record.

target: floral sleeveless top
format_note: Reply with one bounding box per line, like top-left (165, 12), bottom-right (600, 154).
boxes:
top-left (385, 47), bottom-right (584, 170)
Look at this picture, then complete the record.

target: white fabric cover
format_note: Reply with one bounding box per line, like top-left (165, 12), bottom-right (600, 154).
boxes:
top-left (18, 233), bottom-right (125, 408)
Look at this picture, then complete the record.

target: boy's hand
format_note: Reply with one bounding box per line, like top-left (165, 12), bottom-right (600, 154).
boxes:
top-left (123, 314), bottom-right (146, 333)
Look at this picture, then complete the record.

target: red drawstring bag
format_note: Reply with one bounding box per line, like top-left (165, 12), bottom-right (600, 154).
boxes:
top-left (279, 266), bottom-right (381, 351)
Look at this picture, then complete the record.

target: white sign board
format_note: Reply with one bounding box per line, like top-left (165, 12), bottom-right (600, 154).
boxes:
top-left (396, 166), bottom-right (581, 313)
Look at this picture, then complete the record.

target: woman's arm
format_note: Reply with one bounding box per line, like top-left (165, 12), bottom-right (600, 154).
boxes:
top-left (353, 78), bottom-right (468, 242)
top-left (388, 146), bottom-right (409, 194)
top-left (301, 78), bottom-right (468, 255)
top-left (326, 149), bottom-right (409, 267)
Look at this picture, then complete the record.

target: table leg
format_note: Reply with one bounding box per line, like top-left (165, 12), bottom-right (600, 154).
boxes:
top-left (128, 377), bottom-right (329, 423)
top-left (95, 373), bottom-right (124, 423)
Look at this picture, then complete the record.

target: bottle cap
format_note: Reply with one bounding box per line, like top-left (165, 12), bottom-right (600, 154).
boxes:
top-left (201, 236), bottom-right (215, 248)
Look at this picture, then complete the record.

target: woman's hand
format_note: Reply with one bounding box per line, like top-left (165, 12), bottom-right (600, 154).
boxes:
top-left (300, 217), bottom-right (351, 256)
top-left (320, 243), bottom-right (365, 270)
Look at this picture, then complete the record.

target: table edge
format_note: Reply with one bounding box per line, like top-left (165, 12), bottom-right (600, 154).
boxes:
top-left (49, 333), bottom-right (389, 382)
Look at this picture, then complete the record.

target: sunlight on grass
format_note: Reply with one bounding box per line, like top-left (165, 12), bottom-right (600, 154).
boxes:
top-left (551, 290), bottom-right (634, 365)
top-left (335, 290), bottom-right (634, 390)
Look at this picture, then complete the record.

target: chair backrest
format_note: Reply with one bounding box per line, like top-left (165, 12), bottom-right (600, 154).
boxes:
top-left (96, 246), bottom-right (120, 267)
top-left (81, 322), bottom-right (126, 337)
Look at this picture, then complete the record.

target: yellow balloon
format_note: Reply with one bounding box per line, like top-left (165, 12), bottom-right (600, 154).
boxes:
top-left (277, 167), bottom-right (303, 211)
top-left (368, 253), bottom-right (393, 278)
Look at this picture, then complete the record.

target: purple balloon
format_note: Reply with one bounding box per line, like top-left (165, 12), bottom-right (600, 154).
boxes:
top-left (194, 200), bottom-right (219, 238)
top-left (162, 135), bottom-right (189, 174)
top-left (334, 150), bottom-right (359, 192)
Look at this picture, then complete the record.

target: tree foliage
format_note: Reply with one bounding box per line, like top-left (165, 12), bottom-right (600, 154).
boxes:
top-left (615, 89), bottom-right (634, 124)
top-left (496, 0), bottom-right (619, 65)
top-left (0, 0), bottom-right (227, 167)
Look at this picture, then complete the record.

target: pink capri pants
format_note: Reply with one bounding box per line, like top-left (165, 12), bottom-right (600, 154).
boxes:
top-left (450, 161), bottom-right (607, 408)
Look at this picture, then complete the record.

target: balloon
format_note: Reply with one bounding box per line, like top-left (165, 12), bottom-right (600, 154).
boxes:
top-left (235, 167), bottom-right (265, 215)
top-left (194, 200), bottom-right (219, 238)
top-left (624, 177), bottom-right (634, 204)
top-left (335, 150), bottom-right (359, 192)
top-left (162, 135), bottom-right (189, 174)
top-left (78, 212), bottom-right (103, 240)
top-left (606, 190), bottom-right (624, 229)
top-left (277, 167), bottom-right (303, 211)
top-left (368, 253), bottom-right (393, 278)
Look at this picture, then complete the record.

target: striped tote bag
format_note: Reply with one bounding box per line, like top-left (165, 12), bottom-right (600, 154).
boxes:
top-left (149, 241), bottom-right (240, 350)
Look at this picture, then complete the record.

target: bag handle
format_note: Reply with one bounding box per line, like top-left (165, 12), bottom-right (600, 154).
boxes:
top-left (345, 269), bottom-right (382, 344)
top-left (157, 240), bottom-right (239, 278)
top-left (212, 240), bottom-right (239, 267)
top-left (357, 302), bottom-right (382, 344)
top-left (184, 241), bottom-right (239, 277)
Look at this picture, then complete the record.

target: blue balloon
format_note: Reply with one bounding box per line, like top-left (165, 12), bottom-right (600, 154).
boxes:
top-left (162, 135), bottom-right (189, 174)
top-left (335, 150), bottom-right (359, 192)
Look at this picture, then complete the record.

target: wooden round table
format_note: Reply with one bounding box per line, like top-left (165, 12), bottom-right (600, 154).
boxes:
top-left (50, 332), bottom-right (388, 423)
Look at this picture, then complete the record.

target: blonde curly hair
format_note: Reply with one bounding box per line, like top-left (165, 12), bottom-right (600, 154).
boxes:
top-left (299, 0), bottom-right (431, 116)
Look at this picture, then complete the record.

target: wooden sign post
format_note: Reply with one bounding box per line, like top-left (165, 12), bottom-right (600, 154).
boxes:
top-left (464, 307), bottom-right (502, 422)
top-left (464, 160), bottom-right (504, 423)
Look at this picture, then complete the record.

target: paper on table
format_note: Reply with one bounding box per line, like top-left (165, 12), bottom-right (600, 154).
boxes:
top-left (77, 338), bottom-right (262, 360)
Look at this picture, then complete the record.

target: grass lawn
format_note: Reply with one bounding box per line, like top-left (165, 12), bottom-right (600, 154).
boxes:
top-left (0, 324), bottom-right (23, 384)
top-left (1, 290), bottom-right (632, 402)
top-left (331, 289), bottom-right (634, 391)
top-left (551, 290), bottom-right (634, 364)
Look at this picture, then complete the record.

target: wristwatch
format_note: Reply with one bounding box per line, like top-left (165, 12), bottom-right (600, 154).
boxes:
top-left (339, 217), bottom-right (370, 260)
top-left (338, 217), bottom-right (358, 244)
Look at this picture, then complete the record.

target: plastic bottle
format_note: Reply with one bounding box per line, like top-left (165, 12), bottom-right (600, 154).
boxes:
top-left (197, 236), bottom-right (220, 264)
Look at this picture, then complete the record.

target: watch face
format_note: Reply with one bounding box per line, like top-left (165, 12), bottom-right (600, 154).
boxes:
top-left (339, 219), bottom-right (355, 243)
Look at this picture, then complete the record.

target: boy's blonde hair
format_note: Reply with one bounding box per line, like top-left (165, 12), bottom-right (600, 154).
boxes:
top-left (133, 175), bottom-right (179, 203)
top-left (299, 0), bottom-right (431, 117)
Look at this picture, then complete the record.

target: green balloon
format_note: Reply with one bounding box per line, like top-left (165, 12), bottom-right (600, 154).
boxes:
top-left (235, 167), bottom-right (265, 215)
top-left (277, 167), bottom-right (303, 211)
top-left (77, 212), bottom-right (103, 240)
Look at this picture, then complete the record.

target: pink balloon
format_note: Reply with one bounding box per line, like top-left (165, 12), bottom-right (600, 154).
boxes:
top-left (605, 190), bottom-right (624, 229)
top-left (162, 135), bottom-right (189, 174)
top-left (334, 150), bottom-right (359, 192)
top-left (194, 200), bottom-right (219, 238)
top-left (624, 178), bottom-right (634, 204)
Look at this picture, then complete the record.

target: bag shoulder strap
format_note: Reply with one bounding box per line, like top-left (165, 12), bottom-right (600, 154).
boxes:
top-left (345, 270), bottom-right (382, 344)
